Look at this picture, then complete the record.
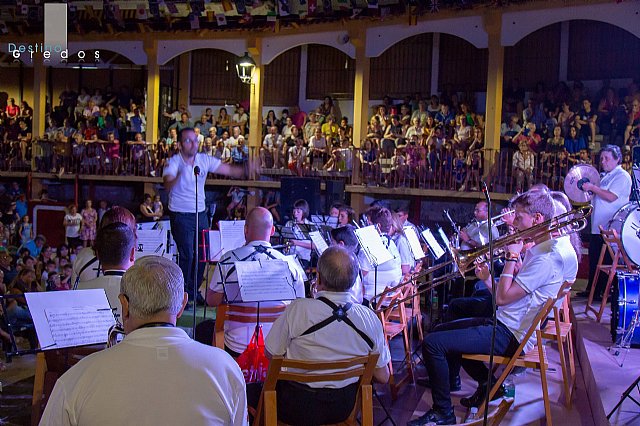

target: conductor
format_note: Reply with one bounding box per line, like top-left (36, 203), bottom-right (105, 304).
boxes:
top-left (163, 127), bottom-right (247, 308)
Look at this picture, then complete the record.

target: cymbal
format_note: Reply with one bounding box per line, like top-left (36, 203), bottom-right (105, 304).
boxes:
top-left (564, 164), bottom-right (601, 203)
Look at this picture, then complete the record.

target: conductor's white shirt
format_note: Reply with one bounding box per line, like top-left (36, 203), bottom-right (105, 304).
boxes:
top-left (163, 153), bottom-right (221, 213)
top-left (39, 327), bottom-right (248, 426)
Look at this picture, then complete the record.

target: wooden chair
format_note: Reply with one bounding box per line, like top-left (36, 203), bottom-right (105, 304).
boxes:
top-left (541, 291), bottom-right (576, 408)
top-left (31, 346), bottom-right (104, 426)
top-left (376, 287), bottom-right (413, 400)
top-left (586, 227), bottom-right (638, 322)
top-left (253, 353), bottom-right (379, 426)
top-left (213, 304), bottom-right (286, 350)
top-left (458, 398), bottom-right (514, 426)
top-left (388, 279), bottom-right (423, 342)
top-left (462, 297), bottom-right (556, 424)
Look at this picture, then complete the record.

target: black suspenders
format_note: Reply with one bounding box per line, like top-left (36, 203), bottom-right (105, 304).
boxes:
top-left (300, 297), bottom-right (374, 350)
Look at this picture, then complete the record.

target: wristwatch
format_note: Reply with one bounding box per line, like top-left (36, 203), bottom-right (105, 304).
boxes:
top-left (505, 251), bottom-right (520, 261)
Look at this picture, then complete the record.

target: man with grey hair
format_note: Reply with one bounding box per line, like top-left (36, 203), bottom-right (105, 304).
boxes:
top-left (265, 246), bottom-right (390, 425)
top-left (578, 144), bottom-right (631, 299)
top-left (40, 256), bottom-right (248, 426)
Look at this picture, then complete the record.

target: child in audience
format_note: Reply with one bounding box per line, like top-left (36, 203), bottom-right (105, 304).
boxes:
top-left (18, 215), bottom-right (33, 245)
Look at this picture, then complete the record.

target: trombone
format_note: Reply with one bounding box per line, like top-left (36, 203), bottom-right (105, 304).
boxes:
top-left (373, 204), bottom-right (592, 312)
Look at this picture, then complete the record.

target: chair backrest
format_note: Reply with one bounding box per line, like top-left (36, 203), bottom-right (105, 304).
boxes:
top-left (458, 398), bottom-right (514, 426)
top-left (481, 297), bottom-right (556, 414)
top-left (376, 287), bottom-right (408, 327)
top-left (213, 304), bottom-right (286, 350)
top-left (254, 353), bottom-right (380, 426)
top-left (600, 227), bottom-right (636, 270)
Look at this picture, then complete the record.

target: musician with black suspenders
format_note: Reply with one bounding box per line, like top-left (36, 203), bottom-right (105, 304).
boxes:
top-left (578, 145), bottom-right (631, 299)
top-left (265, 246), bottom-right (390, 426)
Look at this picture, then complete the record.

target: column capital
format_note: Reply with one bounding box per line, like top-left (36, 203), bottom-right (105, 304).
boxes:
top-left (483, 10), bottom-right (503, 37)
top-left (247, 37), bottom-right (262, 59)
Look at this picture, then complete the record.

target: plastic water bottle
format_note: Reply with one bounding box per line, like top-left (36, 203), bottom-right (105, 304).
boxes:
top-left (466, 407), bottom-right (479, 421)
top-left (504, 376), bottom-right (516, 399)
top-left (431, 293), bottom-right (438, 311)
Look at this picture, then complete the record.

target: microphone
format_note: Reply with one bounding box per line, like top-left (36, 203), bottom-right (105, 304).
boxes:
top-left (194, 166), bottom-right (200, 176)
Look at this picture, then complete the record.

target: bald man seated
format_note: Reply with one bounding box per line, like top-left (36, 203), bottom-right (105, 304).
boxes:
top-left (206, 207), bottom-right (305, 358)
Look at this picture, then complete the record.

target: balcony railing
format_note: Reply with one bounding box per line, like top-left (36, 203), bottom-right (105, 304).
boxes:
top-left (1, 139), bottom-right (608, 196)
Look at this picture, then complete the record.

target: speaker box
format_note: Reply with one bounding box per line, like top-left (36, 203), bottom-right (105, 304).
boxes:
top-left (325, 180), bottom-right (345, 212)
top-left (280, 177), bottom-right (321, 222)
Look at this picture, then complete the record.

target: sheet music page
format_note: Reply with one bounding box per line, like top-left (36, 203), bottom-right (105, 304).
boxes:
top-left (45, 307), bottom-right (115, 349)
top-left (25, 289), bottom-right (113, 349)
top-left (311, 215), bottom-right (326, 226)
top-left (421, 229), bottom-right (445, 259)
top-left (235, 260), bottom-right (298, 302)
top-left (354, 226), bottom-right (393, 267)
top-left (208, 230), bottom-right (222, 262)
top-left (309, 230), bottom-right (328, 255)
top-left (326, 216), bottom-right (338, 228)
top-left (135, 228), bottom-right (167, 259)
top-left (436, 228), bottom-right (453, 256)
top-left (219, 220), bottom-right (246, 252)
top-left (404, 227), bottom-right (426, 260)
top-left (283, 255), bottom-right (308, 281)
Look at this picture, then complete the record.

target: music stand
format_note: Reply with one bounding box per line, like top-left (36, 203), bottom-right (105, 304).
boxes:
top-left (311, 214), bottom-right (338, 229)
top-left (214, 252), bottom-right (303, 348)
top-left (354, 226), bottom-right (393, 308)
top-left (420, 228), bottom-right (446, 260)
top-left (25, 289), bottom-right (116, 351)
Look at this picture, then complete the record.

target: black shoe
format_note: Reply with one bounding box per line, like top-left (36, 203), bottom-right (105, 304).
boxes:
top-left (460, 383), bottom-right (505, 408)
top-left (416, 375), bottom-right (461, 392)
top-left (196, 294), bottom-right (205, 306)
top-left (407, 408), bottom-right (456, 426)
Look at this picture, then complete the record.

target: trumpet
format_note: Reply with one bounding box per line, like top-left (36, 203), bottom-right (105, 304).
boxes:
top-left (475, 209), bottom-right (515, 228)
top-left (374, 204), bottom-right (592, 312)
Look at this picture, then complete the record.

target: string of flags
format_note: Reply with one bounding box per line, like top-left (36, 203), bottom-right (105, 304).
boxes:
top-left (2, 0), bottom-right (440, 33)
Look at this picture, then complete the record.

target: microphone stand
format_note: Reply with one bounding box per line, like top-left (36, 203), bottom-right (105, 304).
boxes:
top-left (482, 180), bottom-right (495, 425)
top-left (192, 165), bottom-right (201, 338)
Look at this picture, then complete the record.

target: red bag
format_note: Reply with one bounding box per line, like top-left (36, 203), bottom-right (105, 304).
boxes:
top-left (236, 326), bottom-right (270, 383)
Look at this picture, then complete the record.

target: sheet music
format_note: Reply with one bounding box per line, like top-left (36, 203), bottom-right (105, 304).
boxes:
top-left (404, 227), bottom-right (426, 260)
top-left (309, 230), bottom-right (329, 255)
top-left (208, 230), bottom-right (222, 262)
top-left (311, 215), bottom-right (339, 228)
top-left (45, 306), bottom-right (115, 349)
top-left (25, 289), bottom-right (113, 349)
top-left (219, 220), bottom-right (246, 253)
top-left (284, 255), bottom-right (308, 281)
top-left (354, 225), bottom-right (393, 267)
top-left (235, 260), bottom-right (297, 302)
top-left (136, 227), bottom-right (168, 259)
top-left (421, 228), bottom-right (445, 259)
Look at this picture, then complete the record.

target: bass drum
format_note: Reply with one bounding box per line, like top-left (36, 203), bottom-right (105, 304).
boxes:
top-left (607, 203), bottom-right (640, 267)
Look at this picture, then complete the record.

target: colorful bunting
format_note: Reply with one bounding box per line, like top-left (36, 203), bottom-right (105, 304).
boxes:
top-left (215, 12), bottom-right (227, 25)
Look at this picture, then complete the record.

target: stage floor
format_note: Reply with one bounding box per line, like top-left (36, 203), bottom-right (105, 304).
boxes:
top-left (3, 291), bottom-right (640, 425)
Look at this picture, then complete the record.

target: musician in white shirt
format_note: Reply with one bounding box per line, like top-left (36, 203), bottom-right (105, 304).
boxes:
top-left (579, 145), bottom-right (631, 299)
